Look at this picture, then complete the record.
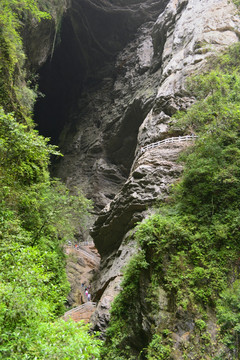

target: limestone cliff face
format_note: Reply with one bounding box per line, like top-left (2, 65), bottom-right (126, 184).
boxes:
top-left (34, 0), bottom-right (240, 352)
top-left (88, 0), bottom-right (240, 336)
top-left (52, 0), bottom-right (169, 210)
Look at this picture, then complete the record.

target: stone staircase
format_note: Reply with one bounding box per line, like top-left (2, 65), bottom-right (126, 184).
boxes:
top-left (64, 242), bottom-right (100, 323)
top-left (63, 302), bottom-right (97, 323)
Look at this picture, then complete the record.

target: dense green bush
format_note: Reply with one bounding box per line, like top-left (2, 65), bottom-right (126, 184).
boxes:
top-left (24, 319), bottom-right (102, 359)
top-left (145, 334), bottom-right (171, 360)
top-left (102, 251), bottom-right (148, 359)
top-left (216, 280), bottom-right (240, 359)
top-left (0, 105), bottom-right (99, 358)
top-left (0, 0), bottom-right (50, 120)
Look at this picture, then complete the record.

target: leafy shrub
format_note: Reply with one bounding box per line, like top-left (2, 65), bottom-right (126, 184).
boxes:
top-left (27, 319), bottom-right (102, 359)
top-left (102, 251), bottom-right (148, 359)
top-left (0, 1), bottom-right (100, 358)
top-left (146, 334), bottom-right (171, 360)
top-left (0, 0), bottom-right (50, 119)
top-left (216, 280), bottom-right (240, 359)
top-left (0, 109), bottom-right (94, 357)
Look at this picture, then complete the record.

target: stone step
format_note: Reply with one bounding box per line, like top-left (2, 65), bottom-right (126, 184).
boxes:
top-left (63, 302), bottom-right (97, 323)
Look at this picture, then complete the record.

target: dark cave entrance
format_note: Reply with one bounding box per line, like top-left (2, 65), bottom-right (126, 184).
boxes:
top-left (33, 0), bottom-right (139, 144)
top-left (34, 15), bottom-right (87, 144)
top-left (33, 0), bottom-right (169, 145)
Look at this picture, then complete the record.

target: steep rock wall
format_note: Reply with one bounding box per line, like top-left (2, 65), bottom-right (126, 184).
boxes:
top-left (52, 0), bottom-right (169, 210)
top-left (23, 0), bottom-right (69, 70)
top-left (88, 0), bottom-right (240, 339)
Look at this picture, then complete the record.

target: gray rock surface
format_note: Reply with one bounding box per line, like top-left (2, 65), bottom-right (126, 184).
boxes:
top-left (54, 21), bottom-right (162, 211)
top-left (65, 245), bottom-right (100, 307)
top-left (90, 0), bottom-right (240, 253)
top-left (91, 142), bottom-right (187, 257)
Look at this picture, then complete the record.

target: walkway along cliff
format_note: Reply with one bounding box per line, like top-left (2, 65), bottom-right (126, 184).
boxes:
top-left (30, 0), bottom-right (240, 358)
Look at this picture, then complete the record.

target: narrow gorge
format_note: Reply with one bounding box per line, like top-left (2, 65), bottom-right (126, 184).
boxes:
top-left (2, 0), bottom-right (240, 358)
top-left (34, 0), bottom-right (240, 357)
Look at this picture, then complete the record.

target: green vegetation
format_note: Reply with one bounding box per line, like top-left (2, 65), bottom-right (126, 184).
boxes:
top-left (0, 1), bottom-right (102, 358)
top-left (101, 251), bottom-right (149, 360)
top-left (0, 0), bottom-right (66, 122)
top-left (103, 42), bottom-right (240, 359)
top-left (145, 334), bottom-right (172, 360)
top-left (0, 0), bottom-right (49, 120)
top-left (0, 107), bottom-right (101, 358)
top-left (20, 320), bottom-right (102, 359)
top-left (233, 0), bottom-right (240, 9)
top-left (217, 280), bottom-right (240, 359)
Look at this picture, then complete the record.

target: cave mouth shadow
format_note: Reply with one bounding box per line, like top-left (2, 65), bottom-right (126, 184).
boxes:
top-left (33, 0), bottom-right (169, 145)
top-left (33, 0), bottom-right (138, 144)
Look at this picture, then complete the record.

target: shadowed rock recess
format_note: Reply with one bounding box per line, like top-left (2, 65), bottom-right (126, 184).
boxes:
top-left (33, 0), bottom-right (240, 353)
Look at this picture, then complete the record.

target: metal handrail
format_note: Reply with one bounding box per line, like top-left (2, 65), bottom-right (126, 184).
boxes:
top-left (140, 135), bottom-right (198, 154)
top-left (66, 242), bottom-right (99, 263)
top-left (64, 302), bottom-right (97, 316)
top-left (77, 247), bottom-right (100, 262)
top-left (67, 241), bottom-right (94, 247)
